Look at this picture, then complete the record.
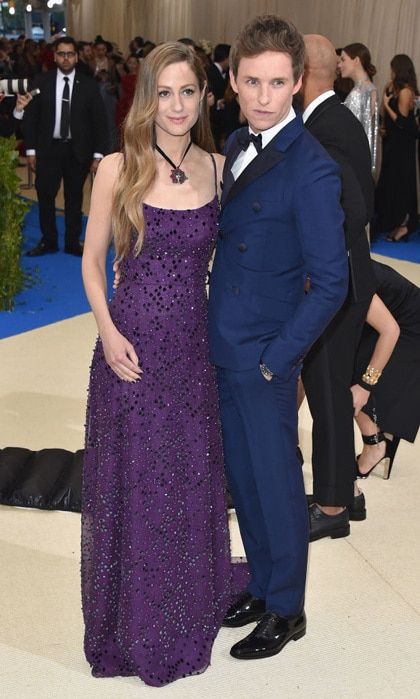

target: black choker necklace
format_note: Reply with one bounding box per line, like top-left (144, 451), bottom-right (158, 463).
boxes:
top-left (155, 141), bottom-right (192, 184)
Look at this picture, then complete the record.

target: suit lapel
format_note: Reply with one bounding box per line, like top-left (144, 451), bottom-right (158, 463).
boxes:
top-left (70, 74), bottom-right (81, 121)
top-left (221, 128), bottom-right (246, 207)
top-left (222, 116), bottom-right (304, 210)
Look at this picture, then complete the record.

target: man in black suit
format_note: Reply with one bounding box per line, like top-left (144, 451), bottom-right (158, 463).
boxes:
top-left (76, 41), bottom-right (94, 77)
top-left (206, 43), bottom-right (230, 150)
top-left (23, 36), bottom-right (107, 256)
top-left (299, 34), bottom-right (375, 540)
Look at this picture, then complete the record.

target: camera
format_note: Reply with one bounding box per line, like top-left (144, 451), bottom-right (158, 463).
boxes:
top-left (0, 78), bottom-right (39, 96)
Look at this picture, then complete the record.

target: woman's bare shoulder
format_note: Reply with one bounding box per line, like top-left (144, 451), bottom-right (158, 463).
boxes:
top-left (98, 152), bottom-right (124, 175)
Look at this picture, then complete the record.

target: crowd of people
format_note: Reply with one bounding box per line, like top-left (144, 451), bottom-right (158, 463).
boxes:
top-left (1, 31), bottom-right (419, 243)
top-left (1, 16), bottom-right (420, 688)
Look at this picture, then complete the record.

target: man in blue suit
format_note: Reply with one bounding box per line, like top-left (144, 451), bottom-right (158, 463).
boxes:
top-left (208, 15), bottom-right (349, 660)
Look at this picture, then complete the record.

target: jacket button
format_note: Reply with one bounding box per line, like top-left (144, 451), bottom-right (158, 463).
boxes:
top-left (252, 201), bottom-right (262, 212)
top-left (238, 243), bottom-right (247, 252)
top-left (218, 229), bottom-right (224, 239)
top-left (232, 286), bottom-right (240, 295)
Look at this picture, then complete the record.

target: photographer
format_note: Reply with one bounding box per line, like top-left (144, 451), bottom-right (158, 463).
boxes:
top-left (0, 87), bottom-right (32, 138)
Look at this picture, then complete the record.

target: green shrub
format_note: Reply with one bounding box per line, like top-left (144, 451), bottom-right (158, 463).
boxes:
top-left (0, 136), bottom-right (30, 311)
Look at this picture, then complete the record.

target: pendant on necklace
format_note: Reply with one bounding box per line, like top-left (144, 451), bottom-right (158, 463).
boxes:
top-left (170, 168), bottom-right (188, 184)
top-left (155, 141), bottom-right (192, 184)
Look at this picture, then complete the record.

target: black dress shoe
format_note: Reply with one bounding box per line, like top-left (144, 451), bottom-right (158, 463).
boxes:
top-left (306, 493), bottom-right (366, 522)
top-left (230, 610), bottom-right (306, 660)
top-left (222, 590), bottom-right (266, 628)
top-left (27, 242), bottom-right (58, 257)
top-left (348, 492), bottom-right (366, 521)
top-left (64, 241), bottom-right (84, 256)
top-left (309, 503), bottom-right (350, 542)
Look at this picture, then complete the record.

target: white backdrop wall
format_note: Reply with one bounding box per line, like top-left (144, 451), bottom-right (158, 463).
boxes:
top-left (67, 0), bottom-right (420, 98)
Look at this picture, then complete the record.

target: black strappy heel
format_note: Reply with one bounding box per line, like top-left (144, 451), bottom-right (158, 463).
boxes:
top-left (356, 432), bottom-right (400, 480)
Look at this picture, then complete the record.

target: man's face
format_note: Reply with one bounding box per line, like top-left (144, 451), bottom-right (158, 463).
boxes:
top-left (82, 45), bottom-right (93, 62)
top-left (230, 51), bottom-right (302, 133)
top-left (54, 42), bottom-right (78, 74)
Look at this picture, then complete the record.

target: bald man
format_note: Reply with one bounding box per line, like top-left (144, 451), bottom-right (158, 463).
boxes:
top-left (300, 35), bottom-right (375, 540)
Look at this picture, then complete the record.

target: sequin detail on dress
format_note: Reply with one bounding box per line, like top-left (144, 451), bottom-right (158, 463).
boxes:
top-left (344, 79), bottom-right (378, 171)
top-left (81, 197), bottom-right (248, 687)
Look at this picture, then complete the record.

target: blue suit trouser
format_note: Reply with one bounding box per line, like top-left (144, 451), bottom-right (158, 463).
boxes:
top-left (217, 366), bottom-right (309, 617)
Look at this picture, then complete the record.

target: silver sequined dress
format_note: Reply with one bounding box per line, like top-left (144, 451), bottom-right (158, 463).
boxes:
top-left (344, 80), bottom-right (378, 171)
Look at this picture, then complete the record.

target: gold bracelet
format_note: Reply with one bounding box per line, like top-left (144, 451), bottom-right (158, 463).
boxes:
top-left (361, 365), bottom-right (382, 386)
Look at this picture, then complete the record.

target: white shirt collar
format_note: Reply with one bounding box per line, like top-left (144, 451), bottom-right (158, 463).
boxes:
top-left (249, 106), bottom-right (296, 148)
top-left (302, 90), bottom-right (335, 123)
top-left (57, 68), bottom-right (76, 84)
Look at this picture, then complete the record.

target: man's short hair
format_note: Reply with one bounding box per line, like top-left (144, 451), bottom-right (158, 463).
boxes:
top-left (54, 36), bottom-right (77, 52)
top-left (230, 15), bottom-right (305, 83)
top-left (213, 43), bottom-right (231, 63)
top-left (77, 41), bottom-right (90, 52)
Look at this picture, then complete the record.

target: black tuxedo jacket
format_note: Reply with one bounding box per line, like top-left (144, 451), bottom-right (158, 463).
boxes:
top-left (205, 62), bottom-right (227, 101)
top-left (306, 94), bottom-right (375, 302)
top-left (23, 69), bottom-right (108, 163)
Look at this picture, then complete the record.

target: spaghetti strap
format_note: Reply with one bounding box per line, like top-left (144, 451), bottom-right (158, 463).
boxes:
top-left (210, 153), bottom-right (218, 200)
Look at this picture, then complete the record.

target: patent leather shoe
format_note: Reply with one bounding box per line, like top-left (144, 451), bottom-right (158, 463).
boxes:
top-left (64, 241), bottom-right (84, 256)
top-left (222, 590), bottom-right (265, 628)
top-left (27, 242), bottom-right (58, 257)
top-left (230, 610), bottom-right (306, 660)
top-left (309, 503), bottom-right (350, 541)
top-left (307, 493), bottom-right (366, 522)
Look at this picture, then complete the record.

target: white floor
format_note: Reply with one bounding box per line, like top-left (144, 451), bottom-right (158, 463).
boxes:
top-left (1, 254), bottom-right (420, 698)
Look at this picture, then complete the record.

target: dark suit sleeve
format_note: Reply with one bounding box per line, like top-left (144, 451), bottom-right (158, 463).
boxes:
top-left (21, 75), bottom-right (42, 150)
top-left (261, 158), bottom-right (349, 379)
top-left (87, 79), bottom-right (108, 155)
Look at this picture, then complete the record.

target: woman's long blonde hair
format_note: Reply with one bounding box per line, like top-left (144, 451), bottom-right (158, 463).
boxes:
top-left (112, 42), bottom-right (214, 261)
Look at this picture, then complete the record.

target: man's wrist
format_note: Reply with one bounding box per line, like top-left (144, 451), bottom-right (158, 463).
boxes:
top-left (260, 362), bottom-right (274, 381)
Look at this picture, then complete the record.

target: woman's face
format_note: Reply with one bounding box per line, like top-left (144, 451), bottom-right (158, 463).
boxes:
top-left (155, 61), bottom-right (203, 139)
top-left (126, 56), bottom-right (139, 74)
top-left (339, 50), bottom-right (357, 79)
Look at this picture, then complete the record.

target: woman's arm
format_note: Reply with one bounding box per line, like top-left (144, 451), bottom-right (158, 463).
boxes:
top-left (383, 87), bottom-right (413, 122)
top-left (350, 294), bottom-right (400, 416)
top-left (397, 86), bottom-right (414, 117)
top-left (82, 153), bottom-right (142, 382)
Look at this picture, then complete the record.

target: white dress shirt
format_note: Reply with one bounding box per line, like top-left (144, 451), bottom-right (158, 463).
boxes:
top-left (53, 68), bottom-right (76, 139)
top-left (231, 106), bottom-right (296, 180)
top-left (302, 90), bottom-right (335, 124)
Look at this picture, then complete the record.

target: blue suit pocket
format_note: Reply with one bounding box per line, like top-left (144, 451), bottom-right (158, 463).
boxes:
top-left (241, 290), bottom-right (295, 321)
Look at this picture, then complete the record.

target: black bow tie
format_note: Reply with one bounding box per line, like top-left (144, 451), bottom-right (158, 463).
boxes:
top-left (238, 131), bottom-right (263, 153)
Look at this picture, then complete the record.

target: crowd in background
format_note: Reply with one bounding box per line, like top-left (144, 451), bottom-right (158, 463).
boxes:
top-left (0, 31), bottom-right (419, 238)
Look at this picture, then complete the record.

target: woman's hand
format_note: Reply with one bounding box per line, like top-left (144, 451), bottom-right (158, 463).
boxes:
top-left (101, 325), bottom-right (143, 382)
top-left (350, 384), bottom-right (370, 417)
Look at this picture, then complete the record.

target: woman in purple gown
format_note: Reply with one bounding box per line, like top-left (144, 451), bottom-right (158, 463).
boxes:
top-left (81, 42), bottom-right (247, 687)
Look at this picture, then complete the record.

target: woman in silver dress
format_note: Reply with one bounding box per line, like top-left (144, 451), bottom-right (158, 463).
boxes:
top-left (339, 43), bottom-right (379, 172)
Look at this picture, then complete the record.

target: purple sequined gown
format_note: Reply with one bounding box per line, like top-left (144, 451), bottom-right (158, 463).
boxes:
top-left (82, 197), bottom-right (248, 687)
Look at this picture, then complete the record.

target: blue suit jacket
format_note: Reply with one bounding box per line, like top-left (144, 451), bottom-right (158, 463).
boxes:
top-left (208, 115), bottom-right (349, 379)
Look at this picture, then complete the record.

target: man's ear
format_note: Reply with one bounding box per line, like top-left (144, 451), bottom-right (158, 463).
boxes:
top-left (292, 74), bottom-right (303, 95)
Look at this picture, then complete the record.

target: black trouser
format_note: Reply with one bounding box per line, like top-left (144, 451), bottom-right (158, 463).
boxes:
top-left (301, 296), bottom-right (372, 506)
top-left (35, 141), bottom-right (90, 249)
